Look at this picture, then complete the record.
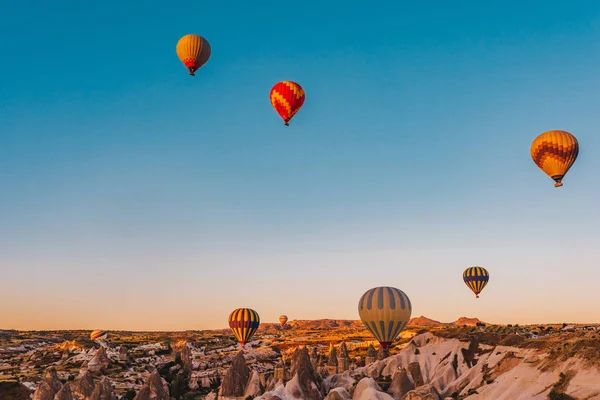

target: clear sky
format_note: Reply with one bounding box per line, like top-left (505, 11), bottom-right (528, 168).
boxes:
top-left (1, 1), bottom-right (600, 331)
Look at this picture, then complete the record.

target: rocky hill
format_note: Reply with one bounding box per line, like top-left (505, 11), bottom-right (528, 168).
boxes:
top-left (1, 320), bottom-right (599, 399)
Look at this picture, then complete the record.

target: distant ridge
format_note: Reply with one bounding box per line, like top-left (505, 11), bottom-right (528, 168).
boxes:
top-left (452, 317), bottom-right (486, 326)
top-left (408, 316), bottom-right (447, 327)
top-left (257, 316), bottom-right (487, 331)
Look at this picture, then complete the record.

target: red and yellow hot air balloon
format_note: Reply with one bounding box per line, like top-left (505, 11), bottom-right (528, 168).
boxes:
top-left (463, 266), bottom-right (489, 299)
top-left (270, 81), bottom-right (305, 126)
top-left (228, 308), bottom-right (260, 347)
top-left (176, 34), bottom-right (211, 76)
top-left (530, 130), bottom-right (579, 187)
top-left (279, 315), bottom-right (288, 327)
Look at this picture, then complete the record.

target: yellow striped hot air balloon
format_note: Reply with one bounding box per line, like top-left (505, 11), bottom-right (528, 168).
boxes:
top-left (530, 130), bottom-right (579, 187)
top-left (279, 315), bottom-right (288, 327)
top-left (228, 308), bottom-right (260, 347)
top-left (358, 287), bottom-right (412, 350)
top-left (90, 330), bottom-right (108, 341)
top-left (463, 266), bottom-right (489, 298)
top-left (176, 34), bottom-right (211, 76)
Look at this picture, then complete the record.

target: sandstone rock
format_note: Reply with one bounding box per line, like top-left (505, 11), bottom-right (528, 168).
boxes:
top-left (408, 362), bottom-right (424, 387)
top-left (220, 350), bottom-right (250, 397)
top-left (352, 377), bottom-right (394, 400)
top-left (388, 368), bottom-right (415, 399)
top-left (87, 347), bottom-right (110, 372)
top-left (70, 370), bottom-right (95, 400)
top-left (89, 376), bottom-right (117, 400)
top-left (33, 367), bottom-right (63, 400)
top-left (54, 384), bottom-right (74, 400)
top-left (400, 384), bottom-right (440, 400)
top-left (326, 387), bottom-right (352, 400)
top-left (133, 370), bottom-right (169, 400)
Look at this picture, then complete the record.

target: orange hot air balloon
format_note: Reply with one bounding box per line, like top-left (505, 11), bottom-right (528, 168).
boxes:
top-left (279, 315), bottom-right (288, 327)
top-left (270, 81), bottom-right (305, 126)
top-left (530, 130), bottom-right (579, 187)
top-left (176, 34), bottom-right (211, 76)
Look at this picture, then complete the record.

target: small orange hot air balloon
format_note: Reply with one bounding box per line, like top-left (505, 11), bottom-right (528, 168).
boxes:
top-left (270, 81), bottom-right (305, 126)
top-left (176, 34), bottom-right (211, 76)
top-left (279, 315), bottom-right (288, 327)
top-left (530, 130), bottom-right (579, 187)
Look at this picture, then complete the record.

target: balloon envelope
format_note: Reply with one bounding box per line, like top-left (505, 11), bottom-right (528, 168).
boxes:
top-left (228, 308), bottom-right (260, 346)
top-left (270, 81), bottom-right (305, 126)
top-left (463, 266), bottom-right (489, 298)
top-left (358, 287), bottom-right (412, 349)
top-left (279, 315), bottom-right (288, 327)
top-left (90, 330), bottom-right (108, 341)
top-left (176, 34), bottom-right (211, 76)
top-left (530, 130), bottom-right (579, 187)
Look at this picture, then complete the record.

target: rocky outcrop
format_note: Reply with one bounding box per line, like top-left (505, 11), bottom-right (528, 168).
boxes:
top-left (54, 384), bottom-right (74, 400)
top-left (0, 381), bottom-right (33, 400)
top-left (365, 344), bottom-right (377, 365)
top-left (352, 377), bottom-right (394, 399)
top-left (133, 370), bottom-right (169, 400)
top-left (328, 346), bottom-right (338, 366)
top-left (70, 370), bottom-right (95, 400)
top-left (407, 362), bottom-right (424, 387)
top-left (326, 387), bottom-right (352, 399)
top-left (32, 367), bottom-right (63, 400)
top-left (388, 368), bottom-right (415, 399)
top-left (400, 384), bottom-right (440, 400)
top-left (220, 350), bottom-right (250, 397)
top-left (181, 342), bottom-right (193, 376)
top-left (378, 346), bottom-right (390, 361)
top-left (287, 347), bottom-right (323, 400)
top-left (87, 347), bottom-right (110, 372)
top-left (243, 370), bottom-right (262, 398)
top-left (89, 377), bottom-right (117, 400)
top-left (338, 343), bottom-right (350, 372)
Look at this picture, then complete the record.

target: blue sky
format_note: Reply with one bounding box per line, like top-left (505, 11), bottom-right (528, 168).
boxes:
top-left (1, 1), bottom-right (600, 330)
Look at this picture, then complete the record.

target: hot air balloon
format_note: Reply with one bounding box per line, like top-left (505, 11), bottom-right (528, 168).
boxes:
top-left (358, 287), bottom-right (412, 350)
top-left (463, 266), bottom-right (489, 298)
top-left (228, 308), bottom-right (260, 347)
top-left (90, 330), bottom-right (108, 341)
top-left (176, 34), bottom-right (211, 76)
top-left (279, 315), bottom-right (288, 327)
top-left (530, 130), bottom-right (579, 187)
top-left (270, 81), bottom-right (305, 126)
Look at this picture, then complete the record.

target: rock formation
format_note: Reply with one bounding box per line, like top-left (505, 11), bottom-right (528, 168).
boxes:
top-left (133, 370), bottom-right (169, 400)
top-left (220, 350), bottom-right (250, 397)
top-left (338, 342), bottom-right (350, 372)
top-left (244, 369), bottom-right (262, 398)
top-left (70, 370), bottom-right (95, 399)
top-left (310, 346), bottom-right (319, 371)
top-left (181, 342), bottom-right (193, 376)
top-left (286, 346), bottom-right (323, 400)
top-left (87, 347), bottom-right (110, 372)
top-left (400, 384), bottom-right (440, 400)
top-left (365, 344), bottom-right (377, 365)
top-left (32, 367), bottom-right (63, 400)
top-left (388, 368), bottom-right (414, 399)
top-left (54, 383), bottom-right (74, 400)
top-left (353, 377), bottom-right (394, 399)
top-left (327, 346), bottom-right (339, 375)
top-left (407, 362), bottom-right (424, 387)
top-left (378, 346), bottom-right (389, 360)
top-left (89, 376), bottom-right (117, 400)
top-left (273, 359), bottom-right (286, 381)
